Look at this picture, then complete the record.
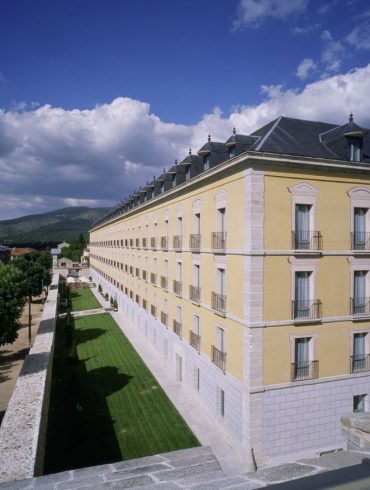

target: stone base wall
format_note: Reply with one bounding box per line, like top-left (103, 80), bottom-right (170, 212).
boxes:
top-left (261, 374), bottom-right (370, 465)
top-left (0, 274), bottom-right (60, 483)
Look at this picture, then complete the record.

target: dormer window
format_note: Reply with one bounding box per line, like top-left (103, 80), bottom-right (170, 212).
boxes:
top-left (160, 181), bottom-right (165, 193)
top-left (203, 155), bottom-right (210, 171)
top-left (228, 146), bottom-right (236, 159)
top-left (348, 137), bottom-right (363, 162)
top-left (172, 174), bottom-right (176, 187)
top-left (185, 166), bottom-right (191, 181)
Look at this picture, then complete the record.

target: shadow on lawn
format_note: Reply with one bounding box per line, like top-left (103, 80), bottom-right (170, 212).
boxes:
top-left (44, 321), bottom-right (132, 474)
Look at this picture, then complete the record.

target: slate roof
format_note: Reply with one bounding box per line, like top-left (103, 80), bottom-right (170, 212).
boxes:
top-left (249, 116), bottom-right (370, 162)
top-left (92, 115), bottom-right (370, 228)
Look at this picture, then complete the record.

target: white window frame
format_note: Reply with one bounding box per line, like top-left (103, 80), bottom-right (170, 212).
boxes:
top-left (215, 324), bottom-right (226, 353)
top-left (289, 333), bottom-right (317, 364)
top-left (193, 314), bottom-right (201, 336)
top-left (288, 182), bottom-right (319, 234)
top-left (348, 187), bottom-right (370, 242)
top-left (289, 257), bottom-right (319, 305)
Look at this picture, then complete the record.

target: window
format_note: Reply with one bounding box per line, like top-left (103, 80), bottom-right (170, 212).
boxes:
top-left (172, 174), bottom-right (176, 187)
top-left (354, 208), bottom-right (369, 249)
top-left (294, 271), bottom-right (311, 318)
top-left (194, 367), bottom-right (200, 391)
top-left (295, 204), bottom-right (311, 249)
top-left (193, 314), bottom-right (200, 336)
top-left (348, 137), bottom-right (363, 162)
top-left (160, 181), bottom-right (165, 193)
top-left (219, 388), bottom-right (225, 417)
top-left (228, 146), bottom-right (236, 158)
top-left (353, 333), bottom-right (367, 372)
top-left (292, 336), bottom-right (318, 381)
top-left (353, 271), bottom-right (368, 314)
top-left (353, 394), bottom-right (367, 412)
top-left (194, 264), bottom-right (200, 288)
top-left (177, 216), bottom-right (183, 235)
top-left (203, 154), bottom-right (210, 171)
top-left (185, 166), bottom-right (190, 181)
top-left (194, 213), bottom-right (201, 234)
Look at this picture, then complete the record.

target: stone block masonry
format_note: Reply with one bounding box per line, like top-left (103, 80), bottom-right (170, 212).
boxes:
top-left (0, 274), bottom-right (60, 483)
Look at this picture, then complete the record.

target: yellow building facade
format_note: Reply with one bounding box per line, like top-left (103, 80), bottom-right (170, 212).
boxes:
top-left (90, 116), bottom-right (370, 467)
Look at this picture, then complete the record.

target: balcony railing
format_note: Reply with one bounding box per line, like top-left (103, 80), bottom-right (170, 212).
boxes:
top-left (142, 270), bottom-right (147, 281)
top-left (160, 236), bottom-right (168, 250)
top-left (160, 276), bottom-right (168, 290)
top-left (190, 285), bottom-right (201, 303)
top-left (291, 360), bottom-right (319, 381)
top-left (150, 237), bottom-right (157, 248)
top-left (350, 297), bottom-right (370, 316)
top-left (189, 331), bottom-right (200, 351)
top-left (351, 232), bottom-right (370, 250)
top-left (350, 354), bottom-right (370, 373)
top-left (189, 234), bottom-right (201, 250)
top-left (212, 345), bottom-right (226, 373)
top-left (173, 280), bottom-right (182, 296)
top-left (173, 235), bottom-right (182, 250)
top-left (151, 304), bottom-right (157, 317)
top-left (292, 231), bottom-right (322, 250)
top-left (212, 232), bottom-right (227, 250)
top-left (142, 238), bottom-right (147, 248)
top-left (150, 273), bottom-right (157, 285)
top-left (292, 299), bottom-right (321, 320)
top-left (173, 320), bottom-right (182, 338)
top-left (161, 311), bottom-right (168, 326)
top-left (212, 291), bottom-right (226, 314)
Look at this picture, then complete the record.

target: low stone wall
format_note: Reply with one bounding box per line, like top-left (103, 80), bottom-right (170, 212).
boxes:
top-left (341, 412), bottom-right (370, 452)
top-left (0, 274), bottom-right (60, 483)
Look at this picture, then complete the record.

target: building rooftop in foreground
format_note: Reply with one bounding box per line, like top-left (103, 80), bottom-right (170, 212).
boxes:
top-left (92, 114), bottom-right (370, 230)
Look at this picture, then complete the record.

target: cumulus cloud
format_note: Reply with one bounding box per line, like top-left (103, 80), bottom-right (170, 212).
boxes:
top-left (346, 21), bottom-right (370, 50)
top-left (1, 65), bottom-right (370, 219)
top-left (232, 0), bottom-right (308, 30)
top-left (321, 30), bottom-right (346, 73)
top-left (296, 58), bottom-right (317, 80)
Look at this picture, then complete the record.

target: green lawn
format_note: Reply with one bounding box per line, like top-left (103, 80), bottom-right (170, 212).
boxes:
top-left (44, 313), bottom-right (199, 473)
top-left (68, 287), bottom-right (101, 312)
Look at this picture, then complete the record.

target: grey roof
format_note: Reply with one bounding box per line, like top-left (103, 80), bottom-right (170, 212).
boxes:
top-left (225, 133), bottom-right (257, 146)
top-left (198, 141), bottom-right (228, 155)
top-left (250, 116), bottom-right (370, 162)
top-left (179, 154), bottom-right (202, 166)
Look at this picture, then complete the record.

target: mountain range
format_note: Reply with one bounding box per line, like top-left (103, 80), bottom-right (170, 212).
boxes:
top-left (0, 207), bottom-right (109, 246)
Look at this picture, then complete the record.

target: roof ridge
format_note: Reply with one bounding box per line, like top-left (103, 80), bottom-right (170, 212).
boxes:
top-left (255, 116), bottom-right (282, 151)
top-left (319, 124), bottom-right (341, 142)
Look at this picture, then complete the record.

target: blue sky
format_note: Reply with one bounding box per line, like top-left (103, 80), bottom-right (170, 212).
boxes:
top-left (1, 0), bottom-right (370, 219)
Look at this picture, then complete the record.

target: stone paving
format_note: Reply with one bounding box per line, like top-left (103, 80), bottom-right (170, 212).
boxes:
top-left (1, 446), bottom-right (370, 489)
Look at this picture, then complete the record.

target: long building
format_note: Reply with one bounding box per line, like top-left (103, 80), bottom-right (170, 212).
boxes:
top-left (89, 114), bottom-right (370, 468)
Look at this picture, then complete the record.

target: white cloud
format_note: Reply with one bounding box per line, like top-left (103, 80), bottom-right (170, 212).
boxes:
top-left (0, 72), bottom-right (5, 83)
top-left (292, 24), bottom-right (320, 35)
top-left (1, 64), bottom-right (370, 219)
top-left (346, 21), bottom-right (370, 50)
top-left (321, 30), bottom-right (346, 73)
top-left (296, 58), bottom-right (317, 80)
top-left (232, 0), bottom-right (308, 30)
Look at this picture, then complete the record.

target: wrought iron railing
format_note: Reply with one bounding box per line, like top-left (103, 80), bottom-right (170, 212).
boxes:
top-left (212, 291), bottom-right (226, 313)
top-left (292, 299), bottom-right (321, 320)
top-left (173, 320), bottom-right (182, 338)
top-left (351, 232), bottom-right (370, 250)
top-left (212, 345), bottom-right (226, 373)
top-left (291, 360), bottom-right (318, 381)
top-left (173, 280), bottom-right (182, 296)
top-left (350, 297), bottom-right (370, 316)
top-left (350, 354), bottom-right (370, 373)
top-left (190, 285), bottom-right (201, 303)
top-left (292, 231), bottom-right (322, 250)
top-left (189, 234), bottom-right (201, 250)
top-left (212, 232), bottom-right (227, 250)
top-left (189, 331), bottom-right (200, 351)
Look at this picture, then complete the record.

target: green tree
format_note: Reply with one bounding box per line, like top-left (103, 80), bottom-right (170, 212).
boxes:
top-left (60, 234), bottom-right (87, 263)
top-left (0, 263), bottom-right (27, 346)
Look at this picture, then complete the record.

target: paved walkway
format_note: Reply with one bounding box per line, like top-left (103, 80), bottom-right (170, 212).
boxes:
top-left (91, 288), bottom-right (247, 476)
top-left (58, 307), bottom-right (112, 319)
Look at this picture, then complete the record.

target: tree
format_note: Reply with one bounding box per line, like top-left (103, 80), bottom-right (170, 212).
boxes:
top-left (0, 263), bottom-right (27, 346)
top-left (60, 234), bottom-right (87, 263)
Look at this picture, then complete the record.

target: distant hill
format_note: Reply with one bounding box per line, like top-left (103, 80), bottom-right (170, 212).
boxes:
top-left (0, 207), bottom-right (109, 246)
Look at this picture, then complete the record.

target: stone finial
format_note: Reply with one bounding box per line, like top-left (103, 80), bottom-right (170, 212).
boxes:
top-left (208, 134), bottom-right (211, 142)
top-left (233, 127), bottom-right (236, 135)
top-left (189, 148), bottom-right (192, 155)
top-left (175, 159), bottom-right (177, 165)
top-left (349, 112), bottom-right (354, 123)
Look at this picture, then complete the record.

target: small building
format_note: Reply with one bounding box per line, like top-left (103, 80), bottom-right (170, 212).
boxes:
top-left (50, 248), bottom-right (61, 269)
top-left (57, 257), bottom-right (73, 268)
top-left (0, 244), bottom-right (11, 264)
top-left (11, 247), bottom-right (36, 260)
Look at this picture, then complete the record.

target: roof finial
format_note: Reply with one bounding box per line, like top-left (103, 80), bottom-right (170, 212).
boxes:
top-left (163, 167), bottom-right (166, 173)
top-left (349, 112), bottom-right (354, 123)
top-left (175, 159), bottom-right (178, 165)
top-left (189, 148), bottom-right (192, 155)
top-left (208, 134), bottom-right (211, 142)
top-left (233, 127), bottom-right (236, 135)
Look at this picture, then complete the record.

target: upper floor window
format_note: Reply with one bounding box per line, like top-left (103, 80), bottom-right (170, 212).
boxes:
top-left (172, 174), bottom-right (176, 187)
top-left (160, 181), bottom-right (165, 193)
top-left (228, 146), bottom-right (236, 159)
top-left (348, 137), bottom-right (363, 162)
top-left (185, 166), bottom-right (191, 181)
top-left (354, 208), bottom-right (369, 249)
top-left (352, 270), bottom-right (369, 315)
top-left (203, 154), bottom-right (210, 171)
